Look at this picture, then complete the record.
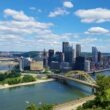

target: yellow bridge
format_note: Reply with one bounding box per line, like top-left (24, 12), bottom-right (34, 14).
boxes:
top-left (49, 71), bottom-right (98, 88)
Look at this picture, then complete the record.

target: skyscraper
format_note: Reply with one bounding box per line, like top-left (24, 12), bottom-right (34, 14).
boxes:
top-left (55, 52), bottom-right (64, 63)
top-left (98, 51), bottom-right (103, 63)
top-left (92, 47), bottom-right (98, 64)
top-left (62, 42), bottom-right (69, 53)
top-left (62, 42), bottom-right (74, 64)
top-left (76, 44), bottom-right (81, 57)
top-left (74, 56), bottom-right (85, 70)
top-left (43, 49), bottom-right (48, 68)
top-left (48, 49), bottom-right (54, 66)
top-left (64, 46), bottom-right (74, 63)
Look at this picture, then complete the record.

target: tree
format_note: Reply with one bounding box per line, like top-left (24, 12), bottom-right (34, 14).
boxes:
top-left (95, 75), bottom-right (110, 106)
top-left (22, 75), bottom-right (36, 82)
top-left (76, 74), bottom-right (110, 110)
top-left (26, 104), bottom-right (53, 110)
top-left (38, 104), bottom-right (53, 110)
top-left (26, 104), bottom-right (37, 110)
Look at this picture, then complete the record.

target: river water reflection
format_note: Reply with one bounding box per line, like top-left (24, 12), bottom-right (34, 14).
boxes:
top-left (0, 68), bottom-right (110, 110)
top-left (0, 81), bottom-right (90, 110)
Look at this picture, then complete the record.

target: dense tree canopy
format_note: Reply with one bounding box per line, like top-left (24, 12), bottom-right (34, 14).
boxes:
top-left (77, 75), bottom-right (110, 110)
top-left (26, 104), bottom-right (53, 110)
top-left (22, 75), bottom-right (36, 82)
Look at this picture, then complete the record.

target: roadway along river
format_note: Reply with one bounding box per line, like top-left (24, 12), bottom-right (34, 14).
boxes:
top-left (0, 71), bottom-right (110, 110)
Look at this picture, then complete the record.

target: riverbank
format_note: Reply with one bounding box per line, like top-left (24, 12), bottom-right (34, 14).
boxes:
top-left (54, 95), bottom-right (95, 110)
top-left (0, 79), bottom-right (54, 89)
top-left (88, 68), bottom-right (110, 74)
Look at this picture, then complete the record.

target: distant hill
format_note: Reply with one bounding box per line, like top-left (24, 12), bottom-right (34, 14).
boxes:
top-left (81, 52), bottom-right (110, 57)
top-left (1, 51), bottom-right (110, 59)
top-left (13, 51), bottom-right (43, 60)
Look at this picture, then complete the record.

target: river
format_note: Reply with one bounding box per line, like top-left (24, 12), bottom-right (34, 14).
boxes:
top-left (0, 70), bottom-right (110, 110)
top-left (91, 70), bottom-right (110, 79)
top-left (0, 81), bottom-right (89, 110)
top-left (0, 62), bottom-right (16, 72)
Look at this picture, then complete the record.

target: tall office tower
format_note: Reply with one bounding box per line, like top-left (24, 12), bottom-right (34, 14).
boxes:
top-left (72, 48), bottom-right (76, 62)
top-left (65, 46), bottom-right (74, 64)
top-left (98, 51), bottom-right (103, 63)
top-left (62, 42), bottom-right (69, 53)
top-left (43, 49), bottom-right (48, 68)
top-left (48, 49), bottom-right (54, 66)
top-left (62, 42), bottom-right (74, 64)
top-left (92, 47), bottom-right (98, 64)
top-left (76, 44), bottom-right (81, 57)
top-left (55, 52), bottom-right (64, 63)
top-left (74, 56), bottom-right (85, 70)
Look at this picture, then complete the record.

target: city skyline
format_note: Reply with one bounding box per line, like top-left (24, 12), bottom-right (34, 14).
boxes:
top-left (0, 0), bottom-right (110, 52)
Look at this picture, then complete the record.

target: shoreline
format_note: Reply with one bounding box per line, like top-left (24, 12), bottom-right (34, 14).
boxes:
top-left (54, 95), bottom-right (95, 110)
top-left (88, 68), bottom-right (110, 74)
top-left (0, 79), bottom-right (54, 90)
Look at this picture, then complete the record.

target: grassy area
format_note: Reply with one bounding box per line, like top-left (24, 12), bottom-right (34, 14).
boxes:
top-left (0, 70), bottom-right (52, 86)
top-left (0, 71), bottom-right (37, 85)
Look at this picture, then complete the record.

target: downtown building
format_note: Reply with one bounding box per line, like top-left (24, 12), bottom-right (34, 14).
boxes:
top-left (43, 49), bottom-right (48, 68)
top-left (43, 42), bottom-right (105, 72)
top-left (74, 56), bottom-right (85, 70)
top-left (63, 42), bottom-right (75, 64)
top-left (92, 47), bottom-right (98, 64)
top-left (76, 44), bottom-right (81, 57)
top-left (19, 57), bottom-right (32, 71)
top-left (62, 42), bottom-right (75, 71)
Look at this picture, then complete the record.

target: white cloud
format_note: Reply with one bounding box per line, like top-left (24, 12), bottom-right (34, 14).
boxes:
top-left (0, 9), bottom-right (59, 51)
top-left (4, 9), bottom-right (34, 21)
top-left (63, 1), bottom-right (74, 8)
top-left (85, 27), bottom-right (110, 34)
top-left (30, 7), bottom-right (36, 10)
top-left (75, 8), bottom-right (110, 23)
top-left (79, 38), bottom-right (98, 44)
top-left (30, 7), bottom-right (42, 13)
top-left (37, 9), bottom-right (42, 13)
top-left (48, 8), bottom-right (69, 17)
top-left (0, 9), bottom-right (79, 51)
top-left (1, 9), bottom-right (110, 52)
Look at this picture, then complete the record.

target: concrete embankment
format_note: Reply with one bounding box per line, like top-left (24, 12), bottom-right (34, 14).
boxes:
top-left (53, 95), bottom-right (95, 110)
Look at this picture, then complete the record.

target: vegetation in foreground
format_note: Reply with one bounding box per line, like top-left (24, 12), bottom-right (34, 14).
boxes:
top-left (77, 75), bottom-right (110, 110)
top-left (0, 71), bottom-right (36, 85)
top-left (26, 104), bottom-right (53, 110)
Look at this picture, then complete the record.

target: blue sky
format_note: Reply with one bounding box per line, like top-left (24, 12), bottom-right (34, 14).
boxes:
top-left (0, 0), bottom-right (110, 52)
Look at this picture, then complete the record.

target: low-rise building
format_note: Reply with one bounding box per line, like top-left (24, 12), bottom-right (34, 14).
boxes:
top-left (30, 61), bottom-right (43, 71)
top-left (19, 57), bottom-right (32, 71)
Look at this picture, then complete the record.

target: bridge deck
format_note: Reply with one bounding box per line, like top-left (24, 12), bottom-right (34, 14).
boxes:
top-left (49, 74), bottom-right (98, 88)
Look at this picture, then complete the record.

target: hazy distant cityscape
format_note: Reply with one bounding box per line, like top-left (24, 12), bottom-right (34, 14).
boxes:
top-left (1, 42), bottom-right (110, 73)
